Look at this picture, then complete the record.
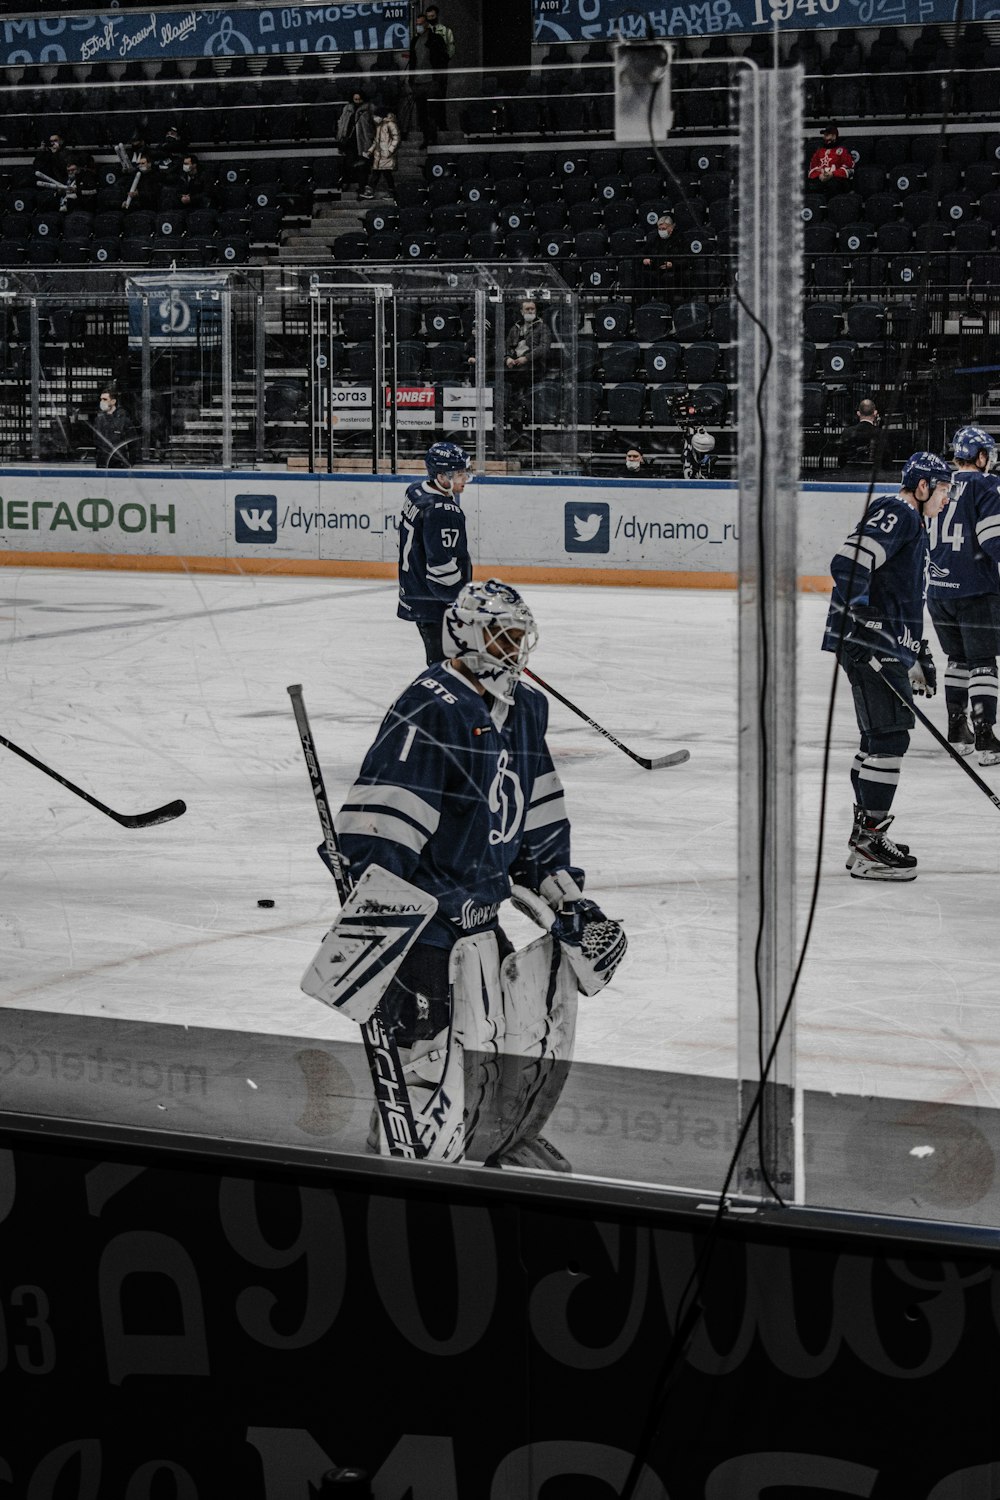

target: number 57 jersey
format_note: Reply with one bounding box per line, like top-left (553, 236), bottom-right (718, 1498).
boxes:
top-left (927, 468), bottom-right (1000, 600)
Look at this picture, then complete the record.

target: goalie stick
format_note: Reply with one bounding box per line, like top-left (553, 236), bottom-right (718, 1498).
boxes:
top-left (286, 684), bottom-right (426, 1161)
top-left (0, 732), bottom-right (186, 828)
top-left (867, 658), bottom-right (1000, 814)
top-left (524, 668), bottom-right (689, 770)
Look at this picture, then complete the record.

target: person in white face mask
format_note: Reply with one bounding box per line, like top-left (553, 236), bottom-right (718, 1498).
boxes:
top-left (624, 447), bottom-right (647, 474)
top-left (639, 213), bottom-right (677, 301)
top-left (93, 389), bottom-right (137, 470)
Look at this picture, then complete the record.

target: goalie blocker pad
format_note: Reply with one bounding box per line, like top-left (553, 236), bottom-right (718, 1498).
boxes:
top-left (300, 865), bottom-right (437, 1021)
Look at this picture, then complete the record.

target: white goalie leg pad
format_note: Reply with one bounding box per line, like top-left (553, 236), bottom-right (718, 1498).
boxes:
top-left (300, 865), bottom-right (437, 1022)
top-left (448, 932), bottom-right (507, 1162)
top-left (491, 934), bottom-right (578, 1162)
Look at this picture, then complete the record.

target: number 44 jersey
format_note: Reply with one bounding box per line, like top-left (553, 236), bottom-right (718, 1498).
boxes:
top-left (927, 468), bottom-right (1000, 600)
top-left (397, 479), bottom-right (472, 625)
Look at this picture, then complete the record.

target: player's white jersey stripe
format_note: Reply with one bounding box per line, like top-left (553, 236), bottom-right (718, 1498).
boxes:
top-left (523, 793), bottom-right (567, 831)
top-left (976, 516), bottom-right (1000, 546)
top-left (427, 560), bottom-right (462, 582)
top-left (837, 536), bottom-right (885, 569)
top-left (334, 808), bottom-right (428, 854)
top-left (529, 770), bottom-right (564, 804)
top-left (341, 784), bottom-right (440, 835)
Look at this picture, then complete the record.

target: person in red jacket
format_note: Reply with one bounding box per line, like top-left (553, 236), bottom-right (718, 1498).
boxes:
top-left (807, 123), bottom-right (855, 198)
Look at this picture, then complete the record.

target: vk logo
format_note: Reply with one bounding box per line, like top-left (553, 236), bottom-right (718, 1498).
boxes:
top-left (564, 501), bottom-right (610, 553)
top-left (235, 494), bottom-right (277, 545)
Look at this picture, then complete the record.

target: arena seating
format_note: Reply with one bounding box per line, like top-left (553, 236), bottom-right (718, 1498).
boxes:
top-left (2, 22), bottom-right (1000, 470)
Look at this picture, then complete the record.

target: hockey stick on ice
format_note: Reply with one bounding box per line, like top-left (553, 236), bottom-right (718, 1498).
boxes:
top-left (0, 732), bottom-right (186, 828)
top-left (286, 684), bottom-right (426, 1160)
top-left (524, 668), bottom-right (690, 770)
top-left (869, 659), bottom-right (1000, 813)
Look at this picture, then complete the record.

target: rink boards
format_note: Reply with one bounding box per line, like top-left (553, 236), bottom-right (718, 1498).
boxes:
top-left (0, 469), bottom-right (873, 588)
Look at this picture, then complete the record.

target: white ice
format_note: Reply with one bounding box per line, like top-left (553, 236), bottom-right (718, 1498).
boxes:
top-left (2, 567), bottom-right (999, 1110)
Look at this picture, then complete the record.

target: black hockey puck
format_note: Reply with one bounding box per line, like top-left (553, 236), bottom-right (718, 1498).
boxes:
top-left (257, 898), bottom-right (275, 908)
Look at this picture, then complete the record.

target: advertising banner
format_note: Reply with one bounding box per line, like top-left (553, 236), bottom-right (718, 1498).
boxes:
top-left (0, 5), bottom-right (409, 68)
top-left (533, 0), bottom-right (990, 42)
top-left (0, 469), bottom-right (862, 583)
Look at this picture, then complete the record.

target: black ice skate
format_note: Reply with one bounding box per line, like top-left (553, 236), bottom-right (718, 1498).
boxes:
top-left (846, 803), bottom-right (909, 871)
top-left (974, 720), bottom-right (1000, 766)
top-left (849, 813), bottom-right (918, 881)
top-left (947, 712), bottom-right (975, 756)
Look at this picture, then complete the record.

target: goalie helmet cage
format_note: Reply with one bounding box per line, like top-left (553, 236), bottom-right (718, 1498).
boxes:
top-left (735, 63), bottom-right (804, 1203)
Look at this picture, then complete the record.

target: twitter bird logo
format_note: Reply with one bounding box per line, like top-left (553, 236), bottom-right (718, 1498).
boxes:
top-left (565, 501), bottom-right (610, 553)
top-left (574, 512), bottom-right (604, 541)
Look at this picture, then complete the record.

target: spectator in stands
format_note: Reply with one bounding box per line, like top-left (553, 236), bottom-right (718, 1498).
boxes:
top-left (625, 446), bottom-right (648, 473)
top-left (807, 123), bottom-right (855, 198)
top-left (153, 123), bottom-right (187, 171)
top-left (336, 89), bottom-right (376, 193)
top-left (93, 388), bottom-right (137, 470)
top-left (410, 13), bottom-right (450, 147)
top-left (505, 297), bottom-right (551, 434)
top-left (424, 3), bottom-right (455, 130)
top-left (59, 154), bottom-right (98, 212)
top-left (33, 132), bottom-right (68, 182)
top-left (638, 213), bottom-right (677, 301)
top-left (172, 153), bottom-right (212, 210)
top-left (363, 109), bottom-right (401, 200)
top-left (122, 152), bottom-right (160, 212)
top-left (425, 5), bottom-right (456, 59)
top-left (839, 397), bottom-right (882, 468)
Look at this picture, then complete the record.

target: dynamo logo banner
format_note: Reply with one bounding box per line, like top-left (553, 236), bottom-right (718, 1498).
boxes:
top-left (1, 6), bottom-right (409, 68)
top-left (532, 0), bottom-right (982, 42)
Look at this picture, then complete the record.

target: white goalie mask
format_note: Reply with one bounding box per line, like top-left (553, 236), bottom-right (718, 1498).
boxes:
top-left (443, 579), bottom-right (539, 703)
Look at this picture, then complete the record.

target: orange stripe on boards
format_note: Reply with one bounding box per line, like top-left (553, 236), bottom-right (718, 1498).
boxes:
top-left (0, 553), bottom-right (837, 592)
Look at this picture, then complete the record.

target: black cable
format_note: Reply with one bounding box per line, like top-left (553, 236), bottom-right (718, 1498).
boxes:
top-left (620, 21), bottom-right (968, 1496)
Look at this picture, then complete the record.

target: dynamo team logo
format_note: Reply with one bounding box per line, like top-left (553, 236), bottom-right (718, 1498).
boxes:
top-left (564, 501), bottom-right (610, 554)
top-left (235, 494), bottom-right (278, 545)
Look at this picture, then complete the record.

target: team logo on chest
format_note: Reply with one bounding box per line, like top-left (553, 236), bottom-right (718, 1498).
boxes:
top-left (487, 749), bottom-right (525, 845)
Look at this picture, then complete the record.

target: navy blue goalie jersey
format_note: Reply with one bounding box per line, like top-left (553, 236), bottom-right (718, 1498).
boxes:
top-left (397, 480), bottom-right (472, 624)
top-left (334, 663), bottom-right (573, 949)
top-left (927, 467), bottom-right (1000, 601)
top-left (822, 492), bottom-right (928, 668)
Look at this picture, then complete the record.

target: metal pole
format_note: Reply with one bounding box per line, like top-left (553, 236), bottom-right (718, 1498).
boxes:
top-left (474, 282), bottom-right (487, 475)
top-left (220, 285), bottom-right (233, 470)
top-left (254, 291), bottom-right (265, 466)
top-left (736, 63), bottom-right (804, 1203)
top-left (140, 294), bottom-right (151, 463)
top-left (29, 299), bottom-right (40, 462)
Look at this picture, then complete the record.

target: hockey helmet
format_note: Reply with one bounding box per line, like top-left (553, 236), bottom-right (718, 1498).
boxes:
top-left (690, 428), bottom-right (715, 454)
top-left (425, 441), bottom-right (471, 481)
top-left (443, 578), bottom-right (539, 703)
top-left (951, 425), bottom-right (997, 470)
top-left (901, 451), bottom-right (952, 494)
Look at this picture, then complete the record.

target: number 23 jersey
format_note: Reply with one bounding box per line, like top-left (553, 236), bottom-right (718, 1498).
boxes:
top-left (822, 492), bottom-right (928, 668)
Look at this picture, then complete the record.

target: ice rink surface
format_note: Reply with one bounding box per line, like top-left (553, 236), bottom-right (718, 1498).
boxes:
top-left (3, 565), bottom-right (1000, 1122)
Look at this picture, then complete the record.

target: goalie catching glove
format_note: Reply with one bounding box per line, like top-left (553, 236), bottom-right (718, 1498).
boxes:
top-left (509, 869), bottom-right (627, 996)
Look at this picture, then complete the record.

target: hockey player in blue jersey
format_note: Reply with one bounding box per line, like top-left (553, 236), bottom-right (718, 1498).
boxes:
top-left (824, 451), bottom-right (952, 880)
top-left (397, 441), bottom-right (473, 665)
top-left (927, 425), bottom-right (1000, 766)
top-left (305, 579), bottom-right (626, 1164)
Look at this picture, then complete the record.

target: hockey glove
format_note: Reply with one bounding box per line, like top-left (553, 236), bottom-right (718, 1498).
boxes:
top-left (839, 632), bottom-right (879, 669)
top-left (908, 638), bottom-right (937, 697)
top-left (510, 870), bottom-right (627, 997)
